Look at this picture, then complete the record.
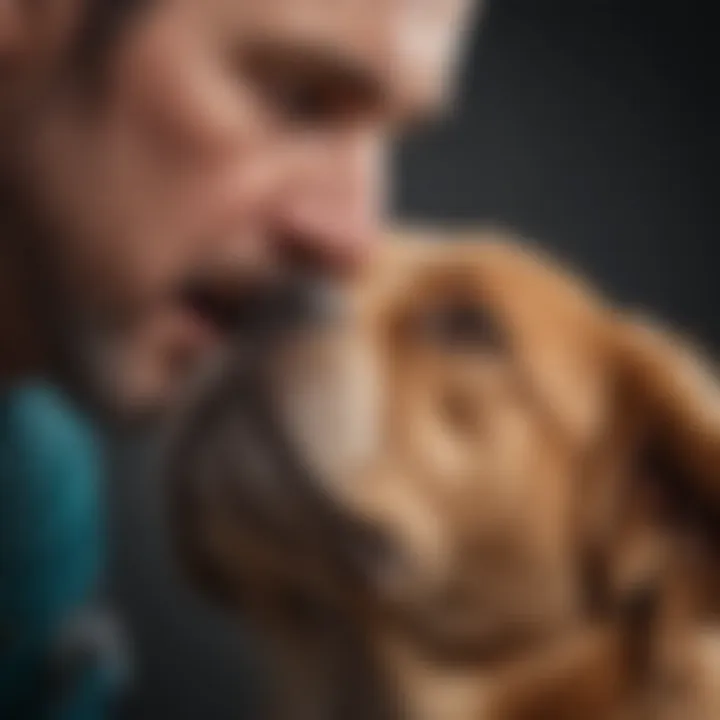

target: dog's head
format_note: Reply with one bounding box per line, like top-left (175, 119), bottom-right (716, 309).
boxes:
top-left (168, 230), bottom-right (720, 656)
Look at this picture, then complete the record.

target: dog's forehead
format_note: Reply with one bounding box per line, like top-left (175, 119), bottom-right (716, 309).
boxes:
top-left (366, 235), bottom-right (605, 334)
top-left (361, 234), bottom-right (613, 441)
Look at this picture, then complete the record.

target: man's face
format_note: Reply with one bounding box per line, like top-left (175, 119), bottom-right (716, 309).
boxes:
top-left (6, 0), bottom-right (473, 418)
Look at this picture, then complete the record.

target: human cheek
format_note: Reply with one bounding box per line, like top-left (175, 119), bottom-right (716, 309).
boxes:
top-left (114, 7), bottom-right (269, 164)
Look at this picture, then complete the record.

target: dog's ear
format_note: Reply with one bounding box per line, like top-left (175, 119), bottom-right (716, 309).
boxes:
top-left (575, 318), bottom-right (720, 690)
top-left (615, 318), bottom-right (720, 506)
top-left (599, 317), bottom-right (720, 617)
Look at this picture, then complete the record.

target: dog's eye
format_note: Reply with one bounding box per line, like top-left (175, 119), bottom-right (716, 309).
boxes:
top-left (414, 301), bottom-right (505, 352)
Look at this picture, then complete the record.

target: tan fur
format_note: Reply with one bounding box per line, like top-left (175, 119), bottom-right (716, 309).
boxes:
top-left (169, 229), bottom-right (720, 719)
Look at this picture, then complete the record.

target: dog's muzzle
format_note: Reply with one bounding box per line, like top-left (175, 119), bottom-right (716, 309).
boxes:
top-left (165, 276), bottom-right (387, 599)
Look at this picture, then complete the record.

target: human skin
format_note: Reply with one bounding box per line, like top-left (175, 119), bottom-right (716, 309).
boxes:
top-left (0, 0), bottom-right (476, 419)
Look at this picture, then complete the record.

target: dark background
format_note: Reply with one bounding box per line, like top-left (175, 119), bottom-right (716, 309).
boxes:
top-left (110, 1), bottom-right (718, 718)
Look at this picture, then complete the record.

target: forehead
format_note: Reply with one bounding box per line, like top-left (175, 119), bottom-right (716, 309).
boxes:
top-left (178, 0), bottom-right (476, 117)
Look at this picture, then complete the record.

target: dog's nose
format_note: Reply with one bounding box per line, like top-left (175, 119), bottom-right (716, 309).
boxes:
top-left (236, 276), bottom-right (345, 339)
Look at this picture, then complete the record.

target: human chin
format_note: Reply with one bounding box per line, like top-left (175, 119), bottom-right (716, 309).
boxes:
top-left (51, 321), bottom-right (187, 425)
top-left (92, 314), bottom-right (227, 423)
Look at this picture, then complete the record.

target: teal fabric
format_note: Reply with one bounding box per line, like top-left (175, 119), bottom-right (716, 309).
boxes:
top-left (0, 383), bottom-right (110, 719)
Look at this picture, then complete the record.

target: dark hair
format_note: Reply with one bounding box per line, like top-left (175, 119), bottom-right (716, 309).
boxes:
top-left (71, 0), bottom-right (148, 76)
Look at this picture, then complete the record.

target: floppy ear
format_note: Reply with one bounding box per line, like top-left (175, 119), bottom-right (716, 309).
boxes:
top-left (606, 317), bottom-right (720, 616)
top-left (616, 318), bottom-right (720, 504)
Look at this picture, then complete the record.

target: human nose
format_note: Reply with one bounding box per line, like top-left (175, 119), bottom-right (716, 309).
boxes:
top-left (273, 129), bottom-right (387, 272)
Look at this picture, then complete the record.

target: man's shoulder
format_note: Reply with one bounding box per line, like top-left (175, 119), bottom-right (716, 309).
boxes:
top-left (0, 382), bottom-right (101, 531)
top-left (0, 382), bottom-right (99, 468)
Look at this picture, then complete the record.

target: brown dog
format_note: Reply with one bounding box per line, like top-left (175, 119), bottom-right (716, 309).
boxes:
top-left (168, 229), bottom-right (720, 720)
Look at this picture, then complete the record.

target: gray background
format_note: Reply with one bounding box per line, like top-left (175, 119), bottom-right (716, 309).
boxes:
top-left (111, 1), bottom-right (718, 717)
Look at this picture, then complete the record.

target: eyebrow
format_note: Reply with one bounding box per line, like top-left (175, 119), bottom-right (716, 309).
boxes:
top-left (239, 38), bottom-right (443, 125)
top-left (240, 39), bottom-right (386, 112)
